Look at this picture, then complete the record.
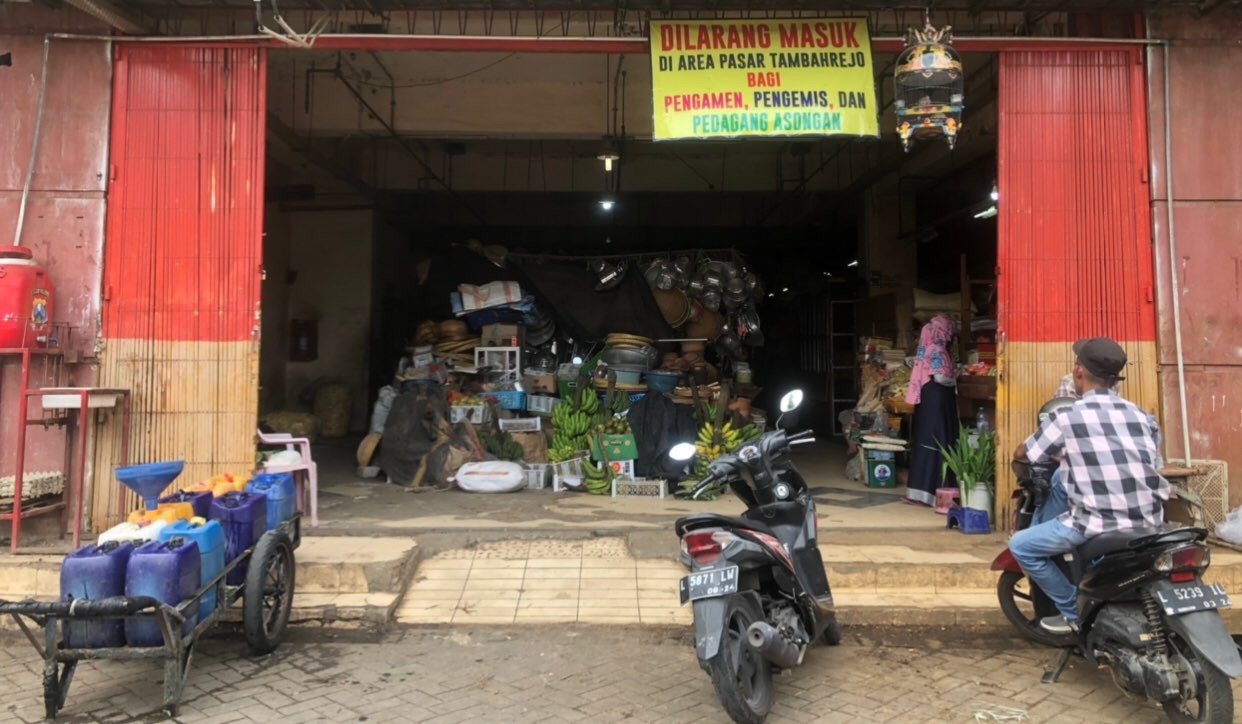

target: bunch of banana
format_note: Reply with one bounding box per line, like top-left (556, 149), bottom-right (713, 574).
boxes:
top-left (611, 391), bottom-right (631, 415)
top-left (582, 462), bottom-right (612, 495)
top-left (549, 447), bottom-right (576, 464)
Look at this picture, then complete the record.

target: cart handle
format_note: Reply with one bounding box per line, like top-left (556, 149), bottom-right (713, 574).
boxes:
top-left (0, 596), bottom-right (170, 619)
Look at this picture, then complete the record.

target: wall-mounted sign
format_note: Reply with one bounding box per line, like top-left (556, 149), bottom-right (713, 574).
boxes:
top-left (649, 19), bottom-right (879, 141)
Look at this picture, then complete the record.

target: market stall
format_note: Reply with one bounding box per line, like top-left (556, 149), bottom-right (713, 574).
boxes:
top-left (334, 243), bottom-right (771, 500)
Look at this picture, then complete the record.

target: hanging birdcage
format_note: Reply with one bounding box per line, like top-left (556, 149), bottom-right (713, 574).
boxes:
top-left (893, 22), bottom-right (964, 151)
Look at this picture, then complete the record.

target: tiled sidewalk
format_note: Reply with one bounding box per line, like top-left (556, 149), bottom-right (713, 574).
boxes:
top-left (395, 537), bottom-right (690, 625)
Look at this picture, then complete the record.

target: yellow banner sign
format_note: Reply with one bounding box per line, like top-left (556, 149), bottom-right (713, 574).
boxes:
top-left (649, 18), bottom-right (879, 140)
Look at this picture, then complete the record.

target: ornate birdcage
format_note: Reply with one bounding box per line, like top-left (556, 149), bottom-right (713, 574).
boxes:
top-left (893, 22), bottom-right (964, 151)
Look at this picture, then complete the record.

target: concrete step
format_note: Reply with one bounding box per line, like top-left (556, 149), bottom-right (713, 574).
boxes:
top-left (0, 536), bottom-right (421, 630)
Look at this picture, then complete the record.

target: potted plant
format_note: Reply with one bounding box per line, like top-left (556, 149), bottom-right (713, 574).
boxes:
top-left (929, 427), bottom-right (997, 519)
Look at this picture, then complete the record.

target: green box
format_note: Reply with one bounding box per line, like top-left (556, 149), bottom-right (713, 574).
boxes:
top-left (590, 433), bottom-right (638, 462)
top-left (865, 449), bottom-right (897, 488)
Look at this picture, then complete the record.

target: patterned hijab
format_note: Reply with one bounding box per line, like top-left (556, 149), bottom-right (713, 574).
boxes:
top-left (906, 315), bottom-right (956, 405)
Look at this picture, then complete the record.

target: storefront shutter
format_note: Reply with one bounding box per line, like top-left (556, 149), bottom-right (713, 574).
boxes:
top-left (996, 49), bottom-right (1158, 527)
top-left (92, 46), bottom-right (266, 528)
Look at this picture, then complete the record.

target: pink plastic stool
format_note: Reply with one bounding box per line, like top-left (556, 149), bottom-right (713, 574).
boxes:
top-left (934, 487), bottom-right (960, 515)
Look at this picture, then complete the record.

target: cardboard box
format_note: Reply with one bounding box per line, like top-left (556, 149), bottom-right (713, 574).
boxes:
top-left (603, 460), bottom-right (635, 478)
top-left (523, 370), bottom-right (557, 395)
top-left (481, 323), bottom-right (524, 348)
top-left (590, 433), bottom-right (638, 462)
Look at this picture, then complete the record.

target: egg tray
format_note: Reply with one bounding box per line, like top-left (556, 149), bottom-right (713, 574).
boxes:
top-left (0, 470), bottom-right (65, 500)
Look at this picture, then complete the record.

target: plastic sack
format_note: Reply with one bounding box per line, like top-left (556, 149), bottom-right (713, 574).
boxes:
top-left (453, 461), bottom-right (525, 494)
top-left (1217, 505), bottom-right (1242, 545)
top-left (267, 450), bottom-right (302, 467)
top-left (264, 411), bottom-right (318, 442)
top-left (314, 382), bottom-right (352, 438)
top-left (370, 385), bottom-right (398, 435)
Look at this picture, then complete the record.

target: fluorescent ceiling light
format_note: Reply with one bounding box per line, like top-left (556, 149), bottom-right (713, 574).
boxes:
top-left (846, 260), bottom-right (859, 268)
top-left (974, 205), bottom-right (998, 219)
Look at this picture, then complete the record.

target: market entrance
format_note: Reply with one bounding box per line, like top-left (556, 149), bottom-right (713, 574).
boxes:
top-left (251, 41), bottom-right (1001, 532)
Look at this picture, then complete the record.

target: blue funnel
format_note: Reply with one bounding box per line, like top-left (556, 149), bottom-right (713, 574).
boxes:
top-left (116, 460), bottom-right (186, 511)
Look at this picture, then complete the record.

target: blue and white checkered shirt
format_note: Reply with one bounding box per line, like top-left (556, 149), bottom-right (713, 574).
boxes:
top-left (1024, 390), bottom-right (1169, 536)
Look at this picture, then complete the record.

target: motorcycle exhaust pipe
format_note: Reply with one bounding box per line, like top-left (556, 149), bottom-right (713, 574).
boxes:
top-left (746, 621), bottom-right (803, 669)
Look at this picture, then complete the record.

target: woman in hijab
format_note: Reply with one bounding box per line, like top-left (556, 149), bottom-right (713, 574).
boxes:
top-left (903, 315), bottom-right (960, 506)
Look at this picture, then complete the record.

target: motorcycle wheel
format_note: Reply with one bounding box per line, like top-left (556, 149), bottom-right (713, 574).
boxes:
top-left (997, 570), bottom-right (1067, 648)
top-left (1162, 633), bottom-right (1234, 724)
top-left (821, 615), bottom-right (842, 646)
top-left (707, 595), bottom-right (773, 724)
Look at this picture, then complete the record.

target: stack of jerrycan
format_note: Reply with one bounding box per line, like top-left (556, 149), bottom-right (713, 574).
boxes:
top-left (247, 472), bottom-right (296, 531)
top-left (210, 492), bottom-right (267, 585)
top-left (159, 518), bottom-right (225, 622)
top-left (59, 542), bottom-right (134, 648)
top-left (124, 538), bottom-right (201, 646)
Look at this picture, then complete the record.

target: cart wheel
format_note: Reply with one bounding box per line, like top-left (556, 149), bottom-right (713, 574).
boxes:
top-left (243, 530), bottom-right (295, 656)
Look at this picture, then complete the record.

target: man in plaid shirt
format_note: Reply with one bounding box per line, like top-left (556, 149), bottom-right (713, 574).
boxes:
top-left (1033, 372), bottom-right (1124, 526)
top-left (1009, 338), bottom-right (1169, 635)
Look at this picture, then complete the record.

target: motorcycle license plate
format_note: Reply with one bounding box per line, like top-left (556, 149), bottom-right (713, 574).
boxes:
top-left (1155, 583), bottom-right (1232, 616)
top-left (679, 566), bottom-right (739, 605)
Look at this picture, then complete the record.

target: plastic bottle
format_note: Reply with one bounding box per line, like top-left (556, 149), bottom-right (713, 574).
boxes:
top-left (976, 407), bottom-right (990, 432)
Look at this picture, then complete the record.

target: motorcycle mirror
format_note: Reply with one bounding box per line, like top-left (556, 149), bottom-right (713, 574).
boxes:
top-left (779, 389), bottom-right (804, 413)
top-left (669, 442), bottom-right (697, 462)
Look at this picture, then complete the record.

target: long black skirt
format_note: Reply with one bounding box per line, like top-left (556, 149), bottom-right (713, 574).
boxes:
top-left (906, 381), bottom-right (960, 506)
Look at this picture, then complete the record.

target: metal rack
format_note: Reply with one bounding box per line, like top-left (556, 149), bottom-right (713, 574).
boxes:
top-left (1, 333), bottom-right (131, 552)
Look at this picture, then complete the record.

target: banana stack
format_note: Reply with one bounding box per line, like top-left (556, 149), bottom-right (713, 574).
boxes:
top-left (582, 461), bottom-right (612, 495)
top-left (549, 389), bottom-right (599, 463)
top-left (691, 419), bottom-right (761, 478)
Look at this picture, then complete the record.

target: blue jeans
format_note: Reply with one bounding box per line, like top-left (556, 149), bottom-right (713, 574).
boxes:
top-left (1030, 468), bottom-right (1068, 527)
top-left (1009, 519), bottom-right (1088, 620)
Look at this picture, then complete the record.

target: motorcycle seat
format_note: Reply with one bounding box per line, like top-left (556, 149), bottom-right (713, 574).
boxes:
top-left (1077, 528), bottom-right (1162, 563)
top-left (674, 513), bottom-right (775, 538)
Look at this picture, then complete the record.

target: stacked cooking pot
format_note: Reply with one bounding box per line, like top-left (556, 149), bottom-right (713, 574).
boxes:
top-left (644, 256), bottom-right (764, 361)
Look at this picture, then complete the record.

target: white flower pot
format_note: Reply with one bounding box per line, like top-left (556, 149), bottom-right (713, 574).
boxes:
top-left (966, 486), bottom-right (993, 520)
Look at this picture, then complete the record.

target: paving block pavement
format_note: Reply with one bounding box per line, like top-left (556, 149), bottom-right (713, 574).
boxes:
top-left (0, 536), bottom-right (420, 630)
top-left (2, 624), bottom-right (1239, 723)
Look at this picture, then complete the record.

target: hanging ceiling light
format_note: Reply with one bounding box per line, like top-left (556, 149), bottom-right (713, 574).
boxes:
top-left (989, 183), bottom-right (999, 202)
top-left (597, 139), bottom-right (621, 172)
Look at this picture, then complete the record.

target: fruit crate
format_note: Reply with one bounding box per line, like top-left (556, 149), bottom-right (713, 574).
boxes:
top-left (498, 416), bottom-right (541, 433)
top-left (449, 404), bottom-right (492, 424)
top-left (597, 392), bottom-right (646, 405)
top-left (485, 390), bottom-right (526, 411)
top-left (523, 463), bottom-right (552, 490)
top-left (551, 455), bottom-right (589, 492)
top-left (611, 477), bottom-right (666, 499)
top-left (526, 394), bottom-right (562, 416)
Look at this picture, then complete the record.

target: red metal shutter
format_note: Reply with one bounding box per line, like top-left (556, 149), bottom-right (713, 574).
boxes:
top-left (995, 48), bottom-right (1157, 525)
top-left (93, 46), bottom-right (266, 527)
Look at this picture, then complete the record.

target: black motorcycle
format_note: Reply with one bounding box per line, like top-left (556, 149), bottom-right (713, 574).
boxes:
top-left (997, 400), bottom-right (1241, 723)
top-left (669, 390), bottom-right (840, 724)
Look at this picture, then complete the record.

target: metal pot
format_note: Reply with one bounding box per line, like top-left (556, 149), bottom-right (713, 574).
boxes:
top-left (602, 345), bottom-right (657, 370)
top-left (702, 290), bottom-right (722, 311)
top-left (717, 331), bottom-right (745, 360)
top-left (644, 260), bottom-right (665, 287)
top-left (687, 276), bottom-right (707, 297)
